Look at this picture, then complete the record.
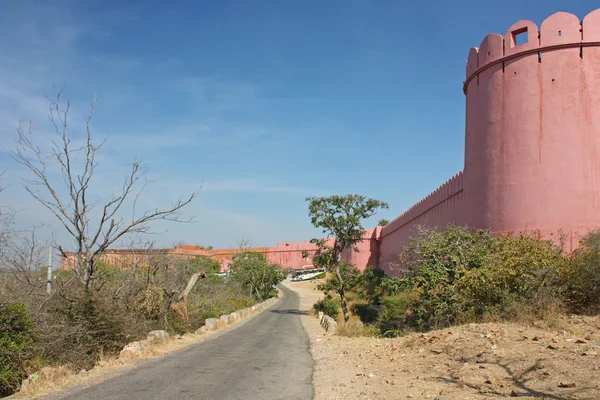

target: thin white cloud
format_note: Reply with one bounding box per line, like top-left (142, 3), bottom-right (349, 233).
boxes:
top-left (201, 179), bottom-right (322, 197)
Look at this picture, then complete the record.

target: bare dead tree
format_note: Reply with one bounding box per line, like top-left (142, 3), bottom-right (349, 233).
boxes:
top-left (13, 90), bottom-right (198, 292)
top-left (168, 270), bottom-right (206, 322)
top-left (1, 226), bottom-right (47, 285)
top-left (0, 179), bottom-right (15, 266)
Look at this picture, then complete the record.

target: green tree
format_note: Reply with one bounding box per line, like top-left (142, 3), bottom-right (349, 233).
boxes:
top-left (175, 256), bottom-right (221, 276)
top-left (229, 252), bottom-right (285, 300)
top-left (377, 219), bottom-right (389, 227)
top-left (306, 194), bottom-right (388, 323)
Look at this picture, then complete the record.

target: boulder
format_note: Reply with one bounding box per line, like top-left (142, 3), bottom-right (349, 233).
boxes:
top-left (205, 318), bottom-right (218, 330)
top-left (220, 315), bottom-right (231, 325)
top-left (196, 326), bottom-right (208, 334)
top-left (119, 341), bottom-right (147, 359)
top-left (229, 312), bottom-right (237, 322)
top-left (147, 330), bottom-right (170, 344)
top-left (320, 315), bottom-right (338, 334)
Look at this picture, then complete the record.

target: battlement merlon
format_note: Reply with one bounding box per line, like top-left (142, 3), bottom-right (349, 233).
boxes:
top-left (464, 9), bottom-right (600, 94)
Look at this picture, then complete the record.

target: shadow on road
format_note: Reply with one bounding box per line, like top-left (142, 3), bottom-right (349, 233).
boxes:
top-left (269, 309), bottom-right (308, 315)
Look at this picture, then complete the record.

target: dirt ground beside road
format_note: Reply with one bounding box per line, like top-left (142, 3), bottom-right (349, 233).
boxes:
top-left (283, 279), bottom-right (600, 400)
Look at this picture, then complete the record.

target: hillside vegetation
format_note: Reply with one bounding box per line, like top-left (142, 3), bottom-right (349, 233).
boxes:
top-left (0, 251), bottom-right (284, 397)
top-left (315, 225), bottom-right (600, 337)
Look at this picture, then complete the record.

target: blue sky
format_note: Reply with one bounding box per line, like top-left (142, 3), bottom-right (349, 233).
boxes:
top-left (0, 0), bottom-right (597, 250)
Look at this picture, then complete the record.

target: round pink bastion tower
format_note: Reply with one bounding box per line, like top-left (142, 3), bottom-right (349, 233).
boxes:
top-left (462, 9), bottom-right (600, 250)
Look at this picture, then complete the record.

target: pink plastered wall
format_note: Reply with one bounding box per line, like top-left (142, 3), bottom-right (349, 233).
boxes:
top-left (377, 172), bottom-right (465, 275)
top-left (340, 227), bottom-right (382, 270)
top-left (463, 9), bottom-right (600, 251)
top-left (374, 8), bottom-right (600, 276)
top-left (266, 241), bottom-right (320, 270)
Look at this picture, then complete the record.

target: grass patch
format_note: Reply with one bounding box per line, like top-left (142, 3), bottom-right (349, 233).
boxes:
top-left (336, 317), bottom-right (380, 338)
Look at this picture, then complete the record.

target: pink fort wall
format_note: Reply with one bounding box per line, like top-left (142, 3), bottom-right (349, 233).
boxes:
top-left (257, 8), bottom-right (600, 275)
top-left (463, 9), bottom-right (600, 248)
top-left (378, 173), bottom-right (465, 274)
top-left (375, 8), bottom-right (600, 275)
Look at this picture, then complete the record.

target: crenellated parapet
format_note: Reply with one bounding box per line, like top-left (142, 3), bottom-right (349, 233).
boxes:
top-left (464, 9), bottom-right (600, 92)
top-left (383, 170), bottom-right (464, 238)
top-left (462, 7), bottom-right (600, 245)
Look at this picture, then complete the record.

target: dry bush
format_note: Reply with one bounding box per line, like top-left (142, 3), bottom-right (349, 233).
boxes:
top-left (336, 317), bottom-right (380, 338)
top-left (0, 252), bottom-right (259, 395)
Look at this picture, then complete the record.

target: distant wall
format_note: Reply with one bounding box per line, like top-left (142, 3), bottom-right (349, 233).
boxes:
top-left (340, 227), bottom-right (381, 269)
top-left (61, 243), bottom-right (322, 272)
top-left (266, 242), bottom-right (319, 270)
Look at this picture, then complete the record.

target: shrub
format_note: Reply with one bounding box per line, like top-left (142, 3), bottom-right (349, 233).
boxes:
top-left (561, 229), bottom-right (600, 313)
top-left (39, 292), bottom-right (150, 370)
top-left (377, 291), bottom-right (416, 336)
top-left (316, 262), bottom-right (362, 295)
top-left (354, 266), bottom-right (386, 302)
top-left (336, 317), bottom-right (380, 338)
top-left (0, 303), bottom-right (36, 396)
top-left (350, 301), bottom-right (379, 324)
top-left (403, 225), bottom-right (495, 330)
top-left (313, 296), bottom-right (340, 319)
top-left (229, 252), bottom-right (285, 300)
top-left (457, 234), bottom-right (565, 321)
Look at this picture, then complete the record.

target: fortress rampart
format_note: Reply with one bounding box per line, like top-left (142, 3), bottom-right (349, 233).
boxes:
top-left (463, 10), bottom-right (600, 246)
top-left (61, 9), bottom-right (600, 277)
top-left (376, 9), bottom-right (600, 275)
top-left (378, 172), bottom-right (465, 272)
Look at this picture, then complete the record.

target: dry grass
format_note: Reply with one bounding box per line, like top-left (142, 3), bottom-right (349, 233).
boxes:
top-left (336, 316), bottom-right (380, 338)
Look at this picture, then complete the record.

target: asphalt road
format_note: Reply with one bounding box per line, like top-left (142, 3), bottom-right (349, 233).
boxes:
top-left (56, 284), bottom-right (314, 400)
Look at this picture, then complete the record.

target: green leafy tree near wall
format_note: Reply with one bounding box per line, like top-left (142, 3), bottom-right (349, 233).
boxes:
top-left (306, 194), bottom-right (388, 323)
top-left (229, 252), bottom-right (285, 300)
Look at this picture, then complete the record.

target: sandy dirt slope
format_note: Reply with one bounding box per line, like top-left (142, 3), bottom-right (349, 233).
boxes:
top-left (284, 279), bottom-right (600, 400)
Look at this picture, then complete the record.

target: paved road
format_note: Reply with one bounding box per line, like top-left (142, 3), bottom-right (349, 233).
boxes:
top-left (57, 284), bottom-right (314, 400)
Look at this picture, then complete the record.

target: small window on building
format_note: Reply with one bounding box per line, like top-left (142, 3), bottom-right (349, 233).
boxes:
top-left (512, 27), bottom-right (528, 47)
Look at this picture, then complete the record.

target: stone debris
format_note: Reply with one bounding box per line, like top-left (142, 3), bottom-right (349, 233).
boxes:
top-left (147, 330), bottom-right (170, 344)
top-left (204, 318), bottom-right (218, 330)
top-left (318, 313), bottom-right (338, 334)
top-left (119, 341), bottom-right (147, 359)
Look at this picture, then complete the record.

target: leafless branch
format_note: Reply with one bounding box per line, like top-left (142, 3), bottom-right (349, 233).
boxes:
top-left (12, 91), bottom-right (199, 291)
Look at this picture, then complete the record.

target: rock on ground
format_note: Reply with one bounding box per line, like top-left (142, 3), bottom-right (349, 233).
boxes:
top-left (119, 341), bottom-right (147, 359)
top-left (147, 330), bottom-right (170, 344)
